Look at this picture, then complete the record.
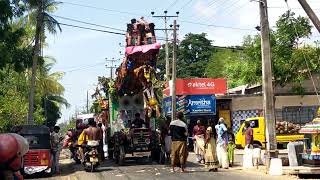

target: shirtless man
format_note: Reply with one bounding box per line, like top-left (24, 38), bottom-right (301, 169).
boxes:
top-left (79, 118), bottom-right (102, 163)
top-left (84, 118), bottom-right (101, 142)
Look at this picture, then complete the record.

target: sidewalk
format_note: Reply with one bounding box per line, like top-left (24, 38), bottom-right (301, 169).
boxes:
top-left (187, 151), bottom-right (296, 178)
top-left (234, 149), bottom-right (288, 155)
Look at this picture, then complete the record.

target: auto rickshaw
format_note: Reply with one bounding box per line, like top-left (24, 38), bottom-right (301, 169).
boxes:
top-left (12, 125), bottom-right (52, 175)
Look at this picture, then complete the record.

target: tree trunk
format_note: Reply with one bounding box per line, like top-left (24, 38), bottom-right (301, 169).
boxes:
top-left (27, 5), bottom-right (43, 125)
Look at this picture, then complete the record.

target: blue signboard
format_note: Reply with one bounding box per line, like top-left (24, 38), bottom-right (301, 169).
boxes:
top-left (163, 95), bottom-right (216, 115)
top-left (185, 95), bottom-right (216, 114)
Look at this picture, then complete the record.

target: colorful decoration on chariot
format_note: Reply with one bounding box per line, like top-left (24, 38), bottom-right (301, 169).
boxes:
top-left (108, 81), bottom-right (116, 94)
top-left (143, 86), bottom-right (161, 118)
top-left (98, 98), bottom-right (109, 110)
top-left (127, 59), bottom-right (134, 70)
top-left (317, 107), bottom-right (320, 117)
top-left (115, 17), bottom-right (160, 95)
top-left (114, 17), bottom-right (161, 119)
top-left (299, 118), bottom-right (320, 134)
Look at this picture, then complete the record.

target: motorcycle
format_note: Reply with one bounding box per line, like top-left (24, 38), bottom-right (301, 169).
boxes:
top-left (70, 144), bottom-right (81, 164)
top-left (83, 141), bottom-right (100, 172)
top-left (63, 130), bottom-right (82, 164)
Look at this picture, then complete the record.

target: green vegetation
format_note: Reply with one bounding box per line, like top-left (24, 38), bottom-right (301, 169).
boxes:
top-left (158, 11), bottom-right (320, 91)
top-left (0, 0), bottom-right (67, 132)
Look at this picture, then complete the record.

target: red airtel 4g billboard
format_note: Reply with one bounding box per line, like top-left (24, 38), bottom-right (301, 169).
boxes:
top-left (163, 78), bottom-right (227, 96)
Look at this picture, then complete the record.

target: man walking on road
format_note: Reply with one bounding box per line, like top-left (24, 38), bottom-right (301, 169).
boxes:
top-left (51, 126), bottom-right (62, 174)
top-left (169, 112), bottom-right (188, 172)
top-left (245, 121), bottom-right (253, 148)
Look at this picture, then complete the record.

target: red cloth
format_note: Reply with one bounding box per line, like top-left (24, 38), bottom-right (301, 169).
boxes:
top-left (245, 127), bottom-right (253, 145)
top-left (193, 125), bottom-right (206, 136)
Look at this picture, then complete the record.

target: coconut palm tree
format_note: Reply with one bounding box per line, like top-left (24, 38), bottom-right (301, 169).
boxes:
top-left (39, 57), bottom-right (70, 126)
top-left (25, 0), bottom-right (62, 124)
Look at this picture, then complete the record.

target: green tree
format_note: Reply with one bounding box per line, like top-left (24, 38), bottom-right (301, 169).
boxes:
top-left (39, 58), bottom-right (69, 127)
top-left (25, 0), bottom-right (62, 124)
top-left (209, 11), bottom-right (318, 90)
top-left (177, 33), bottom-right (213, 78)
top-left (0, 1), bottom-right (67, 132)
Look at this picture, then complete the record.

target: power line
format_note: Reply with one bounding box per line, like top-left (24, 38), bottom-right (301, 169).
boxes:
top-left (166, 0), bottom-right (180, 11)
top-left (209, 0), bottom-right (250, 25)
top-left (54, 21), bottom-right (126, 35)
top-left (48, 17), bottom-right (169, 41)
top-left (268, 6), bottom-right (320, 10)
top-left (52, 15), bottom-right (126, 32)
top-left (60, 1), bottom-right (142, 16)
top-left (285, 1), bottom-right (320, 104)
top-left (178, 0), bottom-right (193, 12)
top-left (60, 62), bottom-right (106, 73)
top-left (190, 0), bottom-right (231, 23)
top-left (179, 20), bottom-right (256, 31)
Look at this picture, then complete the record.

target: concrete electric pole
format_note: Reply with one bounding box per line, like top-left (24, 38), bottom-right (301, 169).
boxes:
top-left (297, 0), bottom-right (320, 33)
top-left (86, 90), bottom-right (89, 113)
top-left (259, 0), bottom-right (277, 170)
top-left (171, 20), bottom-right (178, 122)
top-left (151, 11), bottom-right (179, 80)
top-left (105, 58), bottom-right (118, 80)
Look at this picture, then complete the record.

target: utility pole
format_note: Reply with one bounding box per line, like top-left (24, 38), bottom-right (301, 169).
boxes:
top-left (259, 0), bottom-right (277, 171)
top-left (171, 20), bottom-right (177, 122)
top-left (105, 58), bottom-right (118, 79)
top-left (297, 0), bottom-right (320, 33)
top-left (86, 90), bottom-right (89, 113)
top-left (28, 0), bottom-right (43, 124)
top-left (151, 11), bottom-right (179, 80)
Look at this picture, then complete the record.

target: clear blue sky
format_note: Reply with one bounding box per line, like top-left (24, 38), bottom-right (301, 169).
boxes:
top-left (43, 0), bottom-right (320, 124)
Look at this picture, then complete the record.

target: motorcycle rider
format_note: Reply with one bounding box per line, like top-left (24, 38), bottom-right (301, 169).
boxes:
top-left (78, 118), bottom-right (102, 163)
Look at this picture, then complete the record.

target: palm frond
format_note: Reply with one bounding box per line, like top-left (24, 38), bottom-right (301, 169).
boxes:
top-left (43, 12), bottom-right (62, 34)
top-left (47, 95), bottom-right (70, 108)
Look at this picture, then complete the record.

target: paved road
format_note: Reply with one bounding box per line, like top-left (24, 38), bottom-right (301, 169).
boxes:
top-left (27, 152), bottom-right (294, 180)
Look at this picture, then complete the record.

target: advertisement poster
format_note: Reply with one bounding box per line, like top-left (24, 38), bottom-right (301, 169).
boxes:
top-left (163, 95), bottom-right (216, 115)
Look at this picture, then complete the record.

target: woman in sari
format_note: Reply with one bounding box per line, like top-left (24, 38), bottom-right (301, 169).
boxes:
top-left (193, 120), bottom-right (206, 163)
top-left (204, 126), bottom-right (219, 172)
top-left (215, 118), bottom-right (229, 169)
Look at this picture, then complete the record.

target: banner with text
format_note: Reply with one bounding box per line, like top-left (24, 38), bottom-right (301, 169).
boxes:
top-left (163, 95), bottom-right (216, 115)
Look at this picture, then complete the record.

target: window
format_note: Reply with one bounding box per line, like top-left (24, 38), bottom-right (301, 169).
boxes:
top-left (282, 106), bottom-right (318, 125)
top-left (250, 120), bottom-right (259, 128)
top-left (24, 136), bottom-right (39, 145)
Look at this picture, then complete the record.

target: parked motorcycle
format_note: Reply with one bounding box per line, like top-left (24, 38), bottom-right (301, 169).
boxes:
top-left (83, 141), bottom-right (100, 172)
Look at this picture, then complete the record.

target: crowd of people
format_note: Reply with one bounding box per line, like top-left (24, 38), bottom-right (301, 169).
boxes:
top-left (167, 112), bottom-right (254, 173)
top-left (190, 117), bottom-right (234, 171)
top-left (52, 112), bottom-right (255, 174)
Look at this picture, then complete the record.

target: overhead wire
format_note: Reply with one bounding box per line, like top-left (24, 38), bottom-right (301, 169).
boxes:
top-left (52, 20), bottom-right (167, 41)
top-left (183, 0), bottom-right (219, 20)
top-left (59, 1), bottom-right (142, 16)
top-left (59, 62), bottom-right (107, 73)
top-left (179, 20), bottom-right (256, 31)
top-left (52, 15), bottom-right (126, 32)
top-left (178, 0), bottom-right (194, 12)
top-left (56, 22), bottom-right (126, 35)
top-left (209, 0), bottom-right (251, 25)
top-left (198, 0), bottom-right (248, 25)
top-left (284, 0), bottom-right (320, 104)
top-left (166, 0), bottom-right (180, 11)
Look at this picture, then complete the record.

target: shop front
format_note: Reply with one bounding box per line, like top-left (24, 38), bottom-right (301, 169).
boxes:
top-left (162, 78), bottom-right (227, 136)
